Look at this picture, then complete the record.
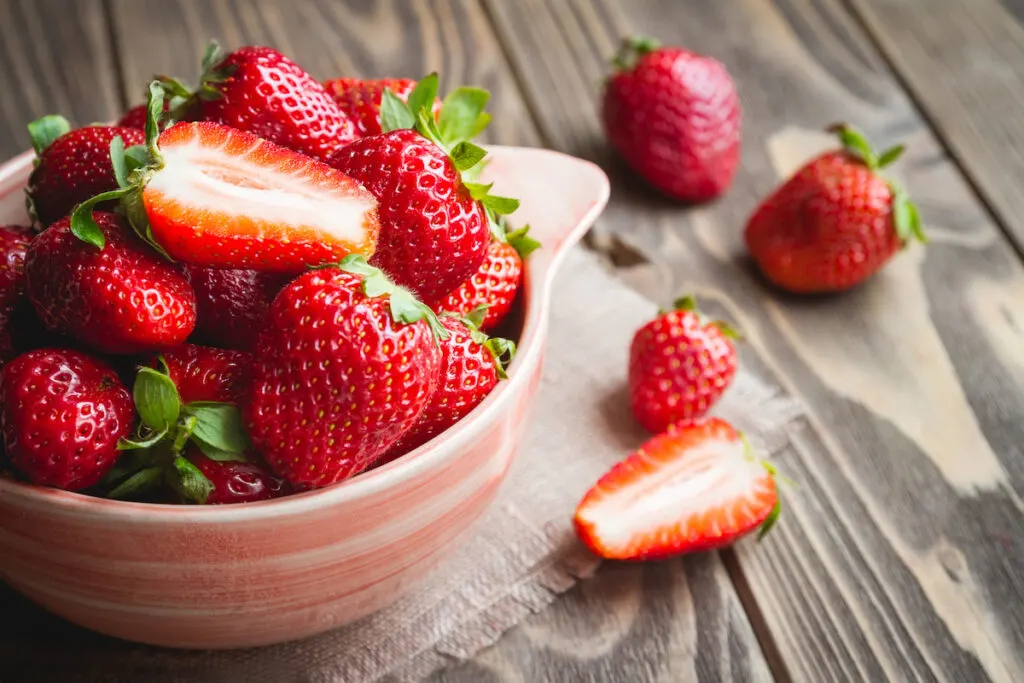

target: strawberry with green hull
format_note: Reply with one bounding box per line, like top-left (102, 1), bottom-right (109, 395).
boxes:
top-left (24, 115), bottom-right (145, 227)
top-left (246, 255), bottom-right (445, 488)
top-left (574, 418), bottom-right (780, 561)
top-left (70, 82), bottom-right (380, 273)
top-left (436, 223), bottom-right (539, 332)
top-left (601, 36), bottom-right (741, 202)
top-left (24, 211), bottom-right (196, 354)
top-left (164, 43), bottom-right (356, 161)
top-left (629, 296), bottom-right (738, 434)
top-left (186, 266), bottom-right (293, 351)
top-left (325, 77), bottom-right (442, 137)
top-left (0, 348), bottom-right (134, 491)
top-left (745, 124), bottom-right (925, 293)
top-left (329, 73), bottom-right (519, 305)
top-left (380, 307), bottom-right (515, 464)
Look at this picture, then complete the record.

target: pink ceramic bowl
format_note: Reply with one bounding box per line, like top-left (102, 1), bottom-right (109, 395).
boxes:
top-left (0, 145), bottom-right (609, 648)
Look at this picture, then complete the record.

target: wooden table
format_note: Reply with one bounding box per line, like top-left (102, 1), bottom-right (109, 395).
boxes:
top-left (2, 1), bottom-right (1022, 681)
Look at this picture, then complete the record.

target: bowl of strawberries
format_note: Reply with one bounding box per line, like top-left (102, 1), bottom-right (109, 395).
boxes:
top-left (0, 44), bottom-right (609, 649)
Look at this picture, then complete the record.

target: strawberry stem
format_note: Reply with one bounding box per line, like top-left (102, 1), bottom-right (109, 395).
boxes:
top-left (610, 35), bottom-right (661, 71)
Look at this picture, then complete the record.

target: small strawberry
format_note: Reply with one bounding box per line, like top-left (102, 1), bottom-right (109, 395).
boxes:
top-left (574, 417), bottom-right (780, 561)
top-left (601, 36), bottom-right (741, 202)
top-left (187, 448), bottom-right (287, 504)
top-left (629, 296), bottom-right (738, 434)
top-left (380, 307), bottom-right (514, 463)
top-left (71, 83), bottom-right (380, 272)
top-left (24, 115), bottom-right (145, 227)
top-left (163, 43), bottom-right (356, 161)
top-left (24, 211), bottom-right (196, 354)
top-left (0, 226), bottom-right (31, 367)
top-left (329, 73), bottom-right (519, 305)
top-left (117, 104), bottom-right (149, 130)
top-left (155, 344), bottom-right (251, 405)
top-left (0, 348), bottom-right (134, 490)
top-left (246, 255), bottom-right (445, 488)
top-left (745, 124), bottom-right (925, 293)
top-left (186, 266), bottom-right (293, 350)
top-left (436, 222), bottom-right (539, 331)
top-left (324, 77), bottom-right (442, 138)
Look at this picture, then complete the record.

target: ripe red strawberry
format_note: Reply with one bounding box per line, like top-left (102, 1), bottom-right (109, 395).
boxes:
top-left (246, 255), bottom-right (445, 488)
top-left (380, 310), bottom-right (514, 463)
top-left (325, 77), bottom-right (442, 137)
top-left (156, 344), bottom-right (251, 405)
top-left (117, 104), bottom-right (148, 130)
top-left (601, 36), bottom-right (740, 202)
top-left (745, 125), bottom-right (925, 293)
top-left (73, 85), bottom-right (380, 272)
top-left (0, 348), bottom-right (133, 490)
top-left (629, 296), bottom-right (738, 434)
top-left (0, 227), bottom-right (31, 367)
top-left (186, 266), bottom-right (293, 350)
top-left (24, 211), bottom-right (196, 354)
top-left (436, 223), bottom-right (538, 331)
top-left (329, 74), bottom-right (518, 305)
top-left (574, 417), bottom-right (780, 560)
top-left (25, 116), bottom-right (145, 227)
top-left (165, 43), bottom-right (355, 161)
top-left (187, 448), bottom-right (287, 504)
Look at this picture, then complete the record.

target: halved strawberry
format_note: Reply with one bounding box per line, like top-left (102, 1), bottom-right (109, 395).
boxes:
top-left (69, 83), bottom-right (380, 272)
top-left (573, 417), bottom-right (780, 561)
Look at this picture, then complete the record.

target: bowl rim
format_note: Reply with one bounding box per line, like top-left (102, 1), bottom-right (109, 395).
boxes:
top-left (0, 145), bottom-right (610, 523)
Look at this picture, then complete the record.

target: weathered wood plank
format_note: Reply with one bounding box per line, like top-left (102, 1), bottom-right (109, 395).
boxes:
top-left (845, 0), bottom-right (1024, 253)
top-left (0, 0), bottom-right (122, 158)
top-left (0, 2), bottom-right (772, 682)
top-left (483, 0), bottom-right (1024, 681)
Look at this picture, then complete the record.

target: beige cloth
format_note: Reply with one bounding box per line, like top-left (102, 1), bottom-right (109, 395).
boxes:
top-left (1, 247), bottom-right (803, 682)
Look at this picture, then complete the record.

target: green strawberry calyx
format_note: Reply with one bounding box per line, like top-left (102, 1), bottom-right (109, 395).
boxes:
top-left (828, 123), bottom-right (927, 248)
top-left (160, 41), bottom-right (237, 121)
top-left (610, 35), bottom-right (661, 71)
top-left (443, 304), bottom-right (517, 380)
top-left (667, 295), bottom-right (743, 341)
top-left (502, 219), bottom-right (541, 260)
top-left (738, 432), bottom-right (796, 542)
top-left (102, 357), bottom-right (252, 504)
top-left (26, 115), bottom-right (72, 157)
top-left (338, 254), bottom-right (452, 343)
top-left (379, 73), bottom-right (520, 242)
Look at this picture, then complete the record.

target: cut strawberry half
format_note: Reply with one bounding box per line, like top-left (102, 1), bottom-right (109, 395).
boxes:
top-left (69, 82), bottom-right (380, 272)
top-left (574, 417), bottom-right (780, 561)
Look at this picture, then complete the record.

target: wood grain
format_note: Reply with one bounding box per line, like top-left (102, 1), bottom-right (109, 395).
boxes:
top-left (0, 0), bottom-right (122, 158)
top-left (484, 0), bottom-right (1024, 680)
top-left (845, 0), bottom-right (1024, 253)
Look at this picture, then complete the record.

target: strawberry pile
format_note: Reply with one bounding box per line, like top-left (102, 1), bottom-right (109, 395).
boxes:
top-left (0, 43), bottom-right (528, 504)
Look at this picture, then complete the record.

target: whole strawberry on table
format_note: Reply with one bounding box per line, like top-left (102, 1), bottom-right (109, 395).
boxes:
top-left (0, 43), bottom-right (529, 505)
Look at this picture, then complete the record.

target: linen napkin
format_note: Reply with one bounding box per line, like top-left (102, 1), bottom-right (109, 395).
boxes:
top-left (0, 246), bottom-right (803, 682)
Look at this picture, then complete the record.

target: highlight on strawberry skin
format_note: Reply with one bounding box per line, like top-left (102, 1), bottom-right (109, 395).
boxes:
top-left (573, 417), bottom-right (781, 562)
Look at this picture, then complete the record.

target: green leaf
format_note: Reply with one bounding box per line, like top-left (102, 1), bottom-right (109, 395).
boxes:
top-left (438, 87), bottom-right (490, 145)
top-left (117, 428), bottom-right (169, 451)
top-left (907, 201), bottom-right (927, 244)
top-left (406, 72), bottom-right (439, 117)
top-left (673, 295), bottom-right (698, 312)
top-left (611, 35), bottom-right (661, 70)
top-left (877, 144), bottom-right (906, 169)
top-left (107, 465), bottom-right (165, 499)
top-left (481, 194), bottom-right (519, 216)
top-left (68, 188), bottom-right (130, 249)
top-left (463, 182), bottom-right (493, 202)
top-left (484, 337), bottom-right (517, 380)
top-left (506, 225), bottom-right (541, 260)
top-left (188, 402), bottom-right (250, 455)
top-left (144, 81), bottom-right (167, 166)
top-left (464, 303), bottom-right (488, 330)
top-left (159, 77), bottom-right (193, 100)
top-left (27, 115), bottom-right (71, 155)
top-left (195, 440), bottom-right (250, 463)
top-left (200, 40), bottom-right (224, 74)
top-left (133, 366), bottom-right (181, 432)
top-left (389, 287), bottom-right (450, 341)
top-left (450, 141), bottom-right (487, 173)
top-left (110, 136), bottom-right (128, 188)
top-left (380, 88), bottom-right (416, 133)
top-left (123, 144), bottom-right (150, 174)
top-left (169, 455), bottom-right (214, 504)
top-left (830, 123), bottom-right (877, 168)
top-left (757, 496), bottom-right (782, 542)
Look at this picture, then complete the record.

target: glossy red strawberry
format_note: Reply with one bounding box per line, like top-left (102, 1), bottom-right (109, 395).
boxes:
top-left (187, 448), bottom-right (287, 504)
top-left (24, 211), bottom-right (196, 354)
top-left (745, 125), bottom-right (925, 293)
top-left (436, 224), bottom-right (538, 331)
top-left (167, 44), bottom-right (355, 161)
top-left (329, 76), bottom-right (518, 305)
top-left (186, 266), bottom-right (293, 350)
top-left (0, 226), bottom-right (31, 367)
top-left (574, 418), bottom-right (780, 561)
top-left (601, 36), bottom-right (740, 202)
top-left (156, 344), bottom-right (251, 405)
top-left (0, 348), bottom-right (133, 490)
top-left (117, 104), bottom-right (148, 130)
top-left (246, 255), bottom-right (444, 488)
top-left (629, 296), bottom-right (738, 433)
top-left (380, 312), bottom-right (514, 463)
top-left (325, 77), bottom-right (441, 137)
top-left (25, 116), bottom-right (145, 227)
